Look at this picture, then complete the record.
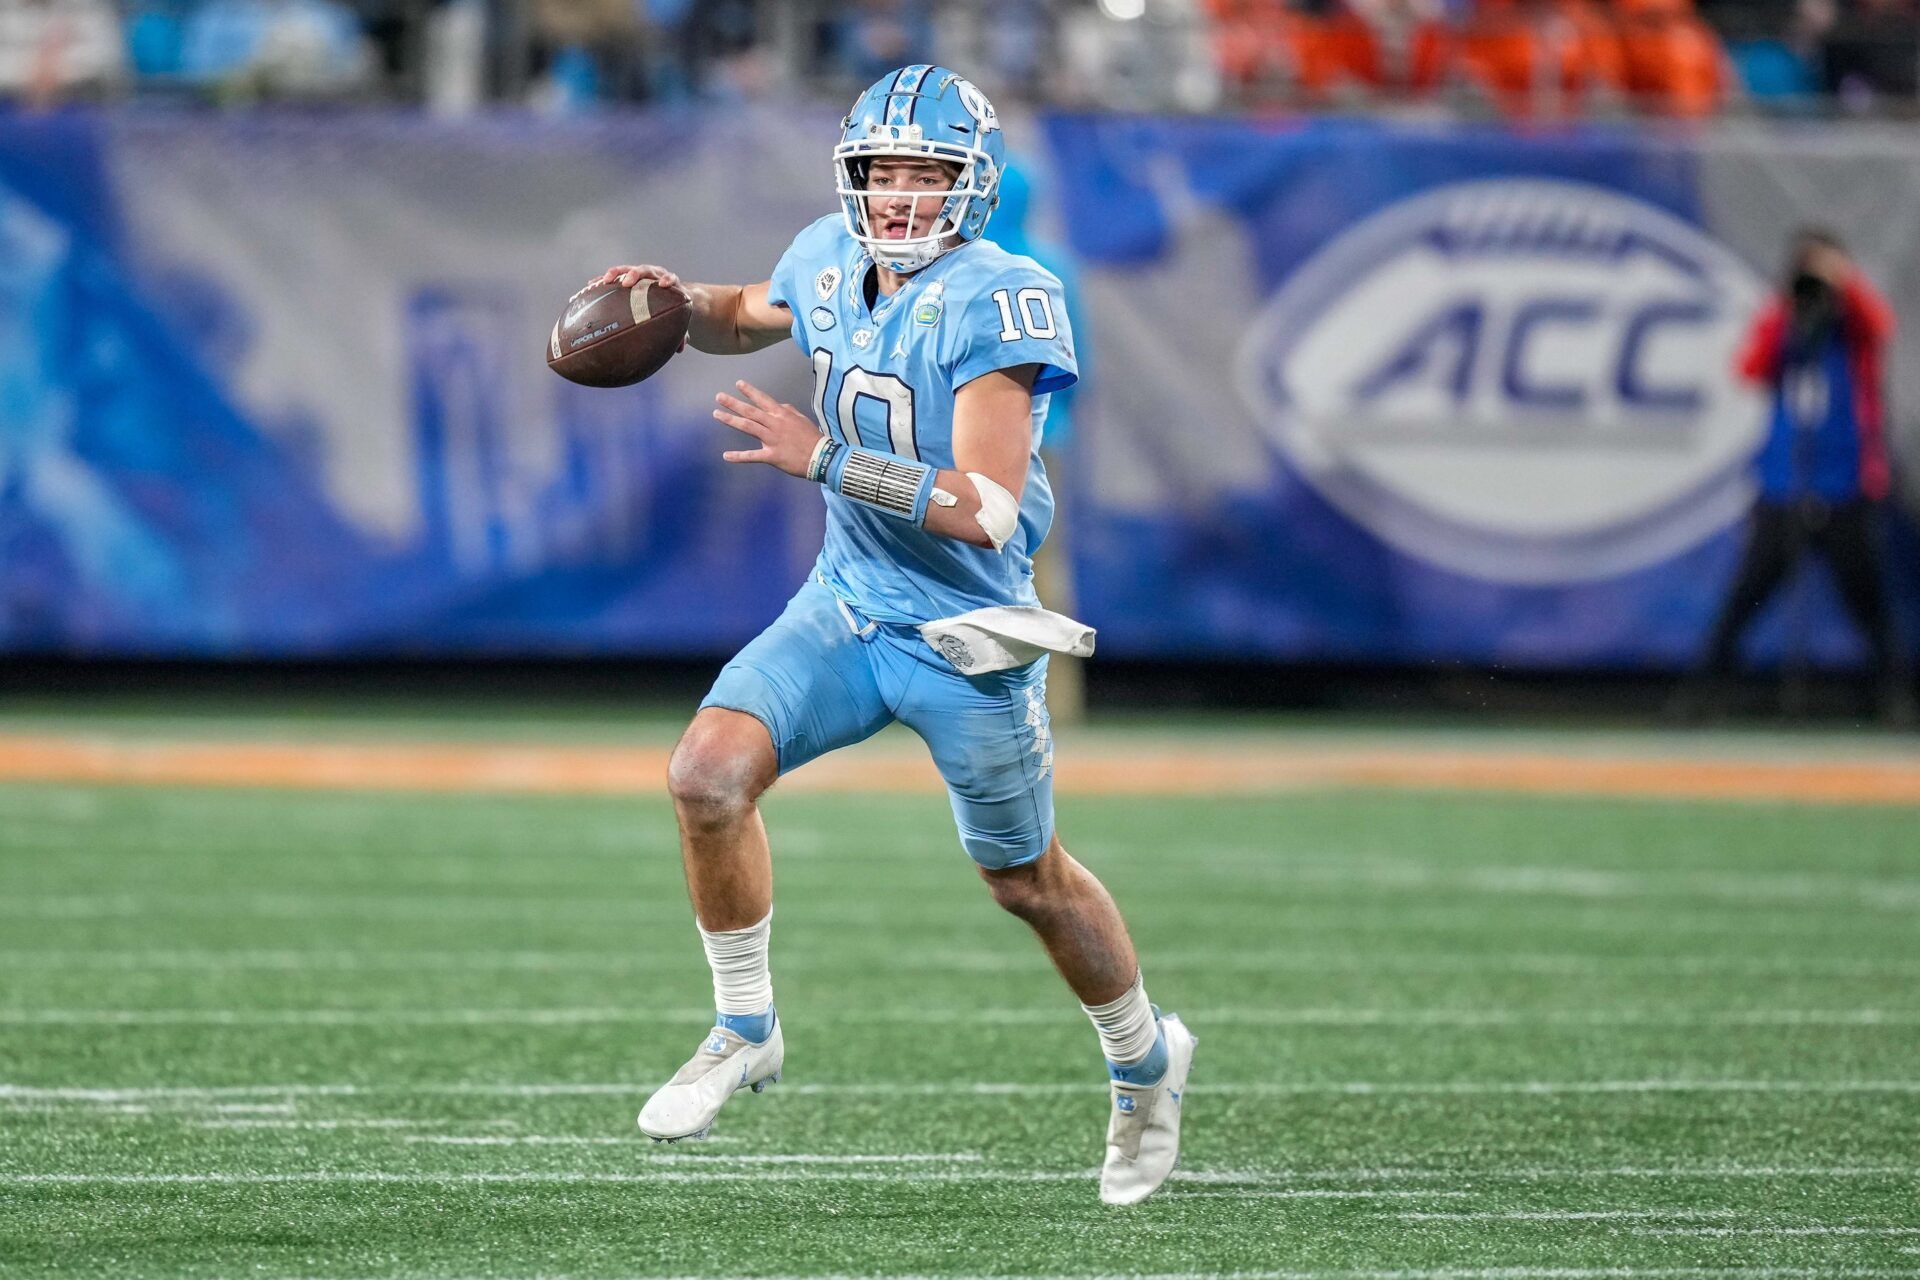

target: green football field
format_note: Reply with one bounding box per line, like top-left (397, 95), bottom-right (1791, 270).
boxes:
top-left (3, 703), bottom-right (1919, 1278)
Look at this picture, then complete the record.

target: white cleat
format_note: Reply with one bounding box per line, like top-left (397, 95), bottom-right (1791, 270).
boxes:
top-left (637, 1019), bottom-right (784, 1142)
top-left (1099, 1012), bottom-right (1196, 1206)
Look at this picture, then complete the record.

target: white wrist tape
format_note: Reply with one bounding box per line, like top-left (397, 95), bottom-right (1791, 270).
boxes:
top-left (966, 472), bottom-right (1020, 552)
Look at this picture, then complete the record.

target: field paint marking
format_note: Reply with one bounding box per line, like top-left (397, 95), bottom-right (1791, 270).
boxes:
top-left (211, 1271), bottom-right (1920, 1280)
top-left (401, 1140), bottom-right (983, 1162)
top-left (7, 731), bottom-right (1920, 805)
top-left (1, 1171), bottom-right (1055, 1186)
top-left (6, 1168), bottom-right (1920, 1211)
top-left (0, 895), bottom-right (891, 926)
top-left (1173, 1189), bottom-right (1473, 1199)
top-left (1636, 1227), bottom-right (1920, 1237)
top-left (7, 948), bottom-right (1919, 981)
top-left (196, 1119), bottom-right (446, 1130)
top-left (785, 1079), bottom-right (1920, 1097)
top-left (9, 1007), bottom-right (1920, 1029)
top-left (4, 1166), bottom-right (1916, 1187)
top-left (11, 1082), bottom-right (1920, 1104)
top-left (1402, 1210), bottom-right (1748, 1221)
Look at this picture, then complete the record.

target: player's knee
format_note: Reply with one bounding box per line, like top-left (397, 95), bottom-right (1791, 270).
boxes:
top-left (977, 838), bottom-right (1066, 920)
top-left (668, 715), bottom-right (774, 829)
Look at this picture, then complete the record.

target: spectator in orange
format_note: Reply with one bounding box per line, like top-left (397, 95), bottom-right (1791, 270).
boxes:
top-left (1349, 0), bottom-right (1451, 95)
top-left (1615, 0), bottom-right (1728, 115)
top-left (1445, 0), bottom-right (1624, 117)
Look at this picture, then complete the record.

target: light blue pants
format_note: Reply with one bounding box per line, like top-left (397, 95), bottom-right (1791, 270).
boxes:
top-left (702, 579), bottom-right (1055, 869)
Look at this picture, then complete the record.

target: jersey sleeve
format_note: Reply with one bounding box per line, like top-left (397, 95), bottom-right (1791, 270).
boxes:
top-left (765, 214), bottom-right (842, 352)
top-left (949, 267), bottom-right (1078, 396)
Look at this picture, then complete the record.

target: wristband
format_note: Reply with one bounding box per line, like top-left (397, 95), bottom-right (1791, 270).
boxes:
top-left (823, 444), bottom-right (936, 526)
top-left (805, 435), bottom-right (842, 483)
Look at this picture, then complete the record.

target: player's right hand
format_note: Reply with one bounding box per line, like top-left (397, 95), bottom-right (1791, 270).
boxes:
top-left (589, 264), bottom-right (682, 291)
top-left (588, 265), bottom-right (688, 351)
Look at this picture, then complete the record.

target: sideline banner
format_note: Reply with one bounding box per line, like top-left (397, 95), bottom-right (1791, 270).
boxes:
top-left (1046, 116), bottom-right (1920, 666)
top-left (1, 111), bottom-right (1914, 664)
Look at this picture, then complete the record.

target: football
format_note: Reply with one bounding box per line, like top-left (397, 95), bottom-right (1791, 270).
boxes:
top-left (546, 279), bottom-right (692, 387)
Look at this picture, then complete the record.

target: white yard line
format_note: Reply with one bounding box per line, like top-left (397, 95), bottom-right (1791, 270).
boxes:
top-left (1635, 1227), bottom-right (1920, 1237)
top-left (1173, 1189), bottom-right (1473, 1199)
top-left (195, 1119), bottom-right (444, 1130)
top-left (4, 948), bottom-right (1917, 980)
top-left (10, 1081), bottom-right (1920, 1103)
top-left (3, 1172), bottom-right (1917, 1207)
top-left (6, 1007), bottom-right (1920, 1028)
top-left (1, 1170), bottom-right (1072, 1186)
top-left (1401, 1210), bottom-right (1747, 1221)
top-left (0, 1147), bottom-right (1911, 1183)
top-left (261, 1270), bottom-right (1920, 1280)
top-left (399, 1141), bottom-right (983, 1161)
top-left (7, 883), bottom-right (1916, 922)
top-left (397, 1270), bottom-right (1920, 1280)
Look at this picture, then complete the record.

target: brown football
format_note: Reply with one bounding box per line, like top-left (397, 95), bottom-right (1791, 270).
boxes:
top-left (546, 280), bottom-right (691, 387)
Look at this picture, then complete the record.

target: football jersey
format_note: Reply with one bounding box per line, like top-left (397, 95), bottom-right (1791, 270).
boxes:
top-left (766, 214), bottom-right (1078, 625)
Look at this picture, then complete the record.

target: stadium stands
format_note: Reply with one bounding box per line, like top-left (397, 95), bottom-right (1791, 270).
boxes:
top-left (0, 0), bottom-right (1913, 115)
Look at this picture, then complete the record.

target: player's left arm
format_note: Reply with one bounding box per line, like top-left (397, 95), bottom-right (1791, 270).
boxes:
top-left (710, 366), bottom-right (1036, 551)
top-left (924, 364), bottom-right (1036, 548)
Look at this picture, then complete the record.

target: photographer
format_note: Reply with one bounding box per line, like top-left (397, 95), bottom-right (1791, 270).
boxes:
top-left (1693, 227), bottom-right (1911, 722)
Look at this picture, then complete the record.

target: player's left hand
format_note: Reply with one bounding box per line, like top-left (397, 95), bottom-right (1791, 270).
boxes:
top-left (713, 380), bottom-right (822, 478)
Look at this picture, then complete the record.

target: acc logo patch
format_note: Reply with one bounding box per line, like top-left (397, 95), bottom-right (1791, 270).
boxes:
top-left (815, 266), bottom-right (841, 301)
top-left (810, 307), bottom-right (836, 331)
top-left (1236, 179), bottom-right (1767, 584)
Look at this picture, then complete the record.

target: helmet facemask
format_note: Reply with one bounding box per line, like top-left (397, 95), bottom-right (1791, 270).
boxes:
top-left (834, 125), bottom-right (998, 274)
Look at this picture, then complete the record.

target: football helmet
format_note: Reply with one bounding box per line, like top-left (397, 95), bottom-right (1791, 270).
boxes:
top-left (834, 65), bottom-right (1004, 274)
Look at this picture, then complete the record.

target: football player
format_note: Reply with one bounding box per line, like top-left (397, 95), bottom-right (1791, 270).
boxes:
top-left (589, 65), bottom-right (1193, 1205)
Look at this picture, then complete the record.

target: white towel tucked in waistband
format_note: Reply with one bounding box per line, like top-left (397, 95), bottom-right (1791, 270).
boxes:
top-left (917, 606), bottom-right (1096, 675)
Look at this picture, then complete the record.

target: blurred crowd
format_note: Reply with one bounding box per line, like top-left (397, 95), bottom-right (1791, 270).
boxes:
top-left (1202, 0), bottom-right (1919, 117)
top-left (0, 0), bottom-right (1915, 115)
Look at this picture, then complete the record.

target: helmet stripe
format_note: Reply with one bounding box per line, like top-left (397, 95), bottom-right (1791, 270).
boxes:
top-left (884, 65), bottom-right (912, 128)
top-left (897, 63), bottom-right (931, 128)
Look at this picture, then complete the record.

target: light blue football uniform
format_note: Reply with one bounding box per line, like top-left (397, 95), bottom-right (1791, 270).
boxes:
top-left (702, 215), bottom-right (1079, 869)
top-left (771, 213), bottom-right (1077, 623)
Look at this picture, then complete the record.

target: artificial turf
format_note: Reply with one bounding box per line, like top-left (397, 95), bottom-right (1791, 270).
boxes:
top-left (2, 713), bottom-right (1917, 1278)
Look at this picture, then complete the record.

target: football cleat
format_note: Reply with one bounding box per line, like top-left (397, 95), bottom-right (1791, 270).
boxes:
top-left (1098, 1012), bottom-right (1197, 1206)
top-left (637, 1019), bottom-right (785, 1142)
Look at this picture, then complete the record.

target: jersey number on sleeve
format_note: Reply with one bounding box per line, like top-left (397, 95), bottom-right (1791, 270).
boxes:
top-left (811, 349), bottom-right (918, 461)
top-left (991, 288), bottom-right (1057, 342)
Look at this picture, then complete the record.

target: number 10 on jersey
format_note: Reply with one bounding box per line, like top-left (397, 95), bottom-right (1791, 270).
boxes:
top-left (992, 288), bottom-right (1057, 342)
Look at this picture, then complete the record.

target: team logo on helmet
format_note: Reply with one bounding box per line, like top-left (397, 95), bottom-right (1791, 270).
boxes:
top-left (953, 78), bottom-right (999, 135)
top-left (834, 66), bottom-right (1005, 275)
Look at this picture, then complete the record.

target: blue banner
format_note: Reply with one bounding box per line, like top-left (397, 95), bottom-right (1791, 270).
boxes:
top-left (1044, 115), bottom-right (1920, 668)
top-left (1, 109), bottom-right (1914, 666)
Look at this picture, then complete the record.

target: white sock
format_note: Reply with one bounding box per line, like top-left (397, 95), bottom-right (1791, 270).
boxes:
top-left (697, 908), bottom-right (773, 1015)
top-left (1081, 971), bottom-right (1158, 1065)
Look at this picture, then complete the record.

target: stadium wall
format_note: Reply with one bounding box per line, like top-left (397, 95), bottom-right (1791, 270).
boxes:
top-left (1, 107), bottom-right (1916, 671)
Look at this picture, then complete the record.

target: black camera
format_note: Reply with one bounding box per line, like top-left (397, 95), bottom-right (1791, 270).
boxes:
top-left (1788, 269), bottom-right (1838, 348)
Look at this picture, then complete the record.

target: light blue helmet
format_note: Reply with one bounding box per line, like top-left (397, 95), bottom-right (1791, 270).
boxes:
top-left (834, 65), bottom-right (1004, 274)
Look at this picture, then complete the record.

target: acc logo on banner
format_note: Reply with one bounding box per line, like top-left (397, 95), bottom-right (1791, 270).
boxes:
top-left (1237, 179), bottom-right (1767, 583)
